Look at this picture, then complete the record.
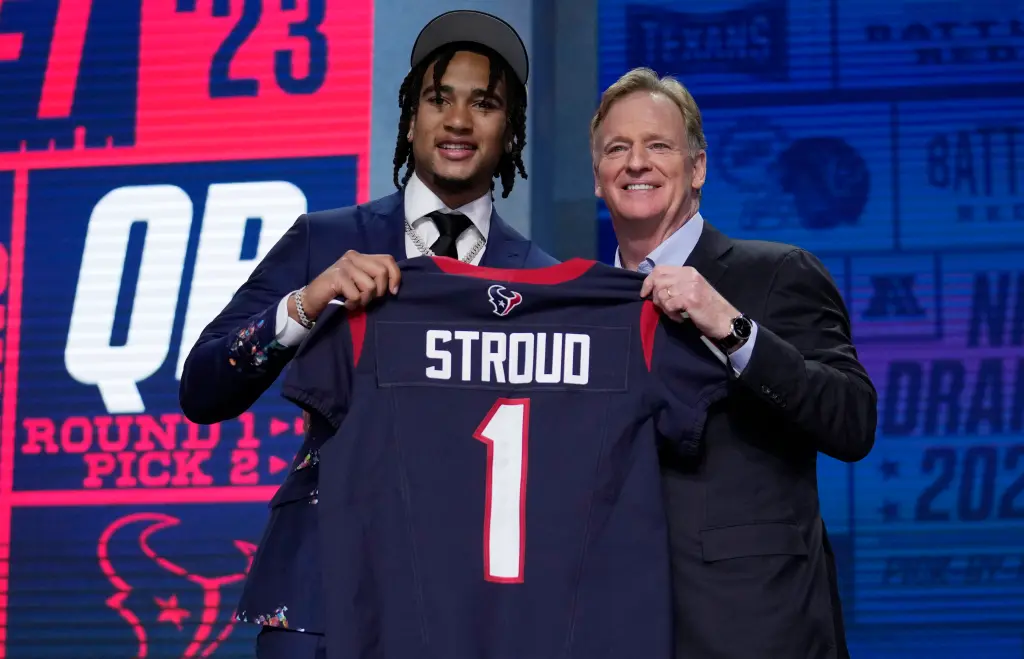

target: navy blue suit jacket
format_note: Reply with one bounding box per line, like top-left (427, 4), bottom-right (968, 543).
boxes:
top-left (178, 190), bottom-right (556, 634)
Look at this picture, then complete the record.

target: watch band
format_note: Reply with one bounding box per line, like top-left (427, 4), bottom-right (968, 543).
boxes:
top-left (716, 331), bottom-right (741, 353)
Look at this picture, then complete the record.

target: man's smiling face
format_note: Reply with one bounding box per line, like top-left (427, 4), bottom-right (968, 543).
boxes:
top-left (594, 90), bottom-right (705, 227)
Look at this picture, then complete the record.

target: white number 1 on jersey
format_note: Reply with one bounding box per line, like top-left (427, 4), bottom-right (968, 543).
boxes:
top-left (474, 398), bottom-right (530, 583)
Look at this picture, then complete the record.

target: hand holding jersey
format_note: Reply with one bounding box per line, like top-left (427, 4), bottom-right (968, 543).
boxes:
top-left (290, 251), bottom-right (402, 320)
top-left (640, 264), bottom-right (741, 341)
top-left (284, 257), bottom-right (731, 659)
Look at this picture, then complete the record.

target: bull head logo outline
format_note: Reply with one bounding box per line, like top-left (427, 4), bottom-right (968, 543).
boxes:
top-left (97, 512), bottom-right (257, 658)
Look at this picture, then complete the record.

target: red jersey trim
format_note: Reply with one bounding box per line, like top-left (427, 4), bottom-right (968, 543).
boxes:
top-left (640, 301), bottom-right (659, 371)
top-left (430, 256), bottom-right (597, 284)
top-left (348, 310), bottom-right (367, 367)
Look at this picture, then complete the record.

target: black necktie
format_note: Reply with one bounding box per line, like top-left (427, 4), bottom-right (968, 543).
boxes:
top-left (428, 211), bottom-right (472, 259)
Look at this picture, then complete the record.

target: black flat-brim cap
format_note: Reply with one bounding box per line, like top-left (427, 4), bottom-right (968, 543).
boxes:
top-left (410, 10), bottom-right (529, 85)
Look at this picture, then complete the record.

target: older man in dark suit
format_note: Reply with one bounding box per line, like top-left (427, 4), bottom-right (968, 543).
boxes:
top-left (591, 67), bottom-right (877, 659)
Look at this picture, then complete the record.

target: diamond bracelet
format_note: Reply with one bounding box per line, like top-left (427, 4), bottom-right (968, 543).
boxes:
top-left (294, 287), bottom-right (314, 329)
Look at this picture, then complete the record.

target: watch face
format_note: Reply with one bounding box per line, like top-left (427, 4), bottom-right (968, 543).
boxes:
top-left (733, 316), bottom-right (752, 339)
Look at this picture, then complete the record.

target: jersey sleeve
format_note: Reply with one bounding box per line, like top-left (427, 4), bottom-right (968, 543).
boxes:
top-left (651, 318), bottom-right (731, 455)
top-left (280, 302), bottom-right (364, 429)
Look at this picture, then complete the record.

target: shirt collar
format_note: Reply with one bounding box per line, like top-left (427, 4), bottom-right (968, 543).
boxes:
top-left (404, 172), bottom-right (492, 236)
top-left (614, 212), bottom-right (705, 270)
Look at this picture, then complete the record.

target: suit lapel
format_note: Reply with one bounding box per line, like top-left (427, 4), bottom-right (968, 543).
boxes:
top-left (480, 210), bottom-right (528, 269)
top-left (365, 191), bottom-right (406, 260)
top-left (684, 221), bottom-right (731, 288)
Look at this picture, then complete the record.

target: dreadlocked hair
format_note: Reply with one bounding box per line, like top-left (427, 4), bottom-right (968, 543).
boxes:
top-left (392, 42), bottom-right (528, 199)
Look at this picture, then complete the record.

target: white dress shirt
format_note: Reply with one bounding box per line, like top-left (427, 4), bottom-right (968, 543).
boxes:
top-left (273, 172), bottom-right (492, 346)
top-left (614, 212), bottom-right (758, 374)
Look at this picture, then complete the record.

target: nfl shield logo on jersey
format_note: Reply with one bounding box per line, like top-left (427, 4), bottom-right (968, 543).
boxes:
top-left (487, 284), bottom-right (523, 317)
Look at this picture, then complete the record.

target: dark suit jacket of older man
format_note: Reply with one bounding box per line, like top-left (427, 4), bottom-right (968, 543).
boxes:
top-left (658, 221), bottom-right (876, 659)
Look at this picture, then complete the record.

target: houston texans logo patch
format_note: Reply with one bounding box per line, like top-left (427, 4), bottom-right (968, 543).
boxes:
top-left (487, 284), bottom-right (523, 317)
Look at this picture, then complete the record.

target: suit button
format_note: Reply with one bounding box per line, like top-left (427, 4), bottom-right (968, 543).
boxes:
top-left (761, 385), bottom-right (771, 395)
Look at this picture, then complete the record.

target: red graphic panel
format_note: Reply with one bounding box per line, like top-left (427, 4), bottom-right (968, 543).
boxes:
top-left (0, 0), bottom-right (373, 655)
top-left (0, 0), bottom-right (372, 193)
top-left (136, 0), bottom-right (371, 176)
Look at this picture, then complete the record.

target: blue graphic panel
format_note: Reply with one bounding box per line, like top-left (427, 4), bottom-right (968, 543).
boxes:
top-left (853, 249), bottom-right (1024, 626)
top-left (6, 504), bottom-right (265, 658)
top-left (836, 0), bottom-right (1024, 90)
top-left (0, 0), bottom-right (140, 152)
top-left (849, 254), bottom-right (940, 342)
top-left (700, 104), bottom-right (892, 253)
top-left (600, 0), bottom-right (832, 96)
top-left (848, 633), bottom-right (1024, 659)
top-left (897, 99), bottom-right (1024, 249)
top-left (600, 0), bottom-right (1024, 653)
top-left (15, 157), bottom-right (356, 492)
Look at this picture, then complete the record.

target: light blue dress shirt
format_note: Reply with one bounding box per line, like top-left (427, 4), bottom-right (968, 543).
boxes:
top-left (614, 212), bottom-right (757, 373)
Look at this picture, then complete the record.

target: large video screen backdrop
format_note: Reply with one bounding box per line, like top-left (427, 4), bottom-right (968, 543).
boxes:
top-left (0, 1), bottom-right (372, 656)
top-left (599, 0), bottom-right (1024, 656)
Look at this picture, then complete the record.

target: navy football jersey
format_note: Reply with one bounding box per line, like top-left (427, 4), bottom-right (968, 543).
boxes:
top-left (282, 256), bottom-right (730, 659)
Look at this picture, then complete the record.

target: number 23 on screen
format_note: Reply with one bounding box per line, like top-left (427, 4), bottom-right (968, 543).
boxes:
top-left (205, 0), bottom-right (327, 98)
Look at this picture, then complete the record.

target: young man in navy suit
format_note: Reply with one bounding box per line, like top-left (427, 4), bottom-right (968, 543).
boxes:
top-left (178, 11), bottom-right (555, 658)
